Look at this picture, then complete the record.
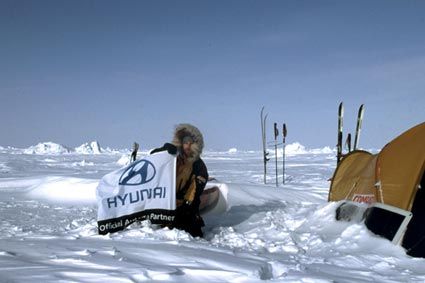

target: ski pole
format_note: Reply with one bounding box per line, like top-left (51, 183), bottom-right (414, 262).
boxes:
top-left (282, 123), bottom-right (287, 184)
top-left (337, 102), bottom-right (344, 164)
top-left (130, 142), bottom-right (139, 163)
top-left (274, 122), bottom-right (279, 187)
top-left (345, 133), bottom-right (352, 153)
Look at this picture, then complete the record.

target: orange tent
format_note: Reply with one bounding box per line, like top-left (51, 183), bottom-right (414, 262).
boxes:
top-left (328, 122), bottom-right (425, 257)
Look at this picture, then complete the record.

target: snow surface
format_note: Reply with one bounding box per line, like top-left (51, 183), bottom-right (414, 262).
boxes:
top-left (0, 145), bottom-right (424, 282)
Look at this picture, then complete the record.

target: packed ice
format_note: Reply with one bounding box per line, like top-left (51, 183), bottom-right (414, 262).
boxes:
top-left (0, 142), bottom-right (424, 282)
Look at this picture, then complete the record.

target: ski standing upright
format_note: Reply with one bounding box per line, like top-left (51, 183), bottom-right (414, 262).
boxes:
top-left (260, 107), bottom-right (269, 184)
top-left (354, 104), bottom-right (365, 150)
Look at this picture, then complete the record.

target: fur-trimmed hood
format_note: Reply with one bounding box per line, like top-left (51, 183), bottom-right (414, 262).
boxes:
top-left (172, 123), bottom-right (204, 162)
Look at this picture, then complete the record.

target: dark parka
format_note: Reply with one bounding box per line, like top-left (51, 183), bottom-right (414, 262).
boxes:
top-left (151, 124), bottom-right (208, 237)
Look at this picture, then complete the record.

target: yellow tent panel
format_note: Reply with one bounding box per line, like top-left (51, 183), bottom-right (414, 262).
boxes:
top-left (376, 122), bottom-right (425, 210)
top-left (329, 122), bottom-right (425, 211)
top-left (329, 151), bottom-right (375, 202)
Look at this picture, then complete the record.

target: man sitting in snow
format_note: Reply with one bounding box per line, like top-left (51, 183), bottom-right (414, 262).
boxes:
top-left (151, 123), bottom-right (209, 237)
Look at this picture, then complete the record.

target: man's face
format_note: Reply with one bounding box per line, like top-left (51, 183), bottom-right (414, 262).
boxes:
top-left (182, 141), bottom-right (192, 156)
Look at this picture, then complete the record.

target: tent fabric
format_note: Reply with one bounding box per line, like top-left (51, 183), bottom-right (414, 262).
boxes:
top-left (376, 122), bottom-right (425, 210)
top-left (328, 122), bottom-right (425, 211)
top-left (329, 151), bottom-right (376, 203)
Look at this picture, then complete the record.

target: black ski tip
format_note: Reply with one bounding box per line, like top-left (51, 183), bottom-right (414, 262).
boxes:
top-left (338, 102), bottom-right (344, 115)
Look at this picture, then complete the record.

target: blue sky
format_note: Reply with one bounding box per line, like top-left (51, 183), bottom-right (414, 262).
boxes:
top-left (1, 0), bottom-right (424, 151)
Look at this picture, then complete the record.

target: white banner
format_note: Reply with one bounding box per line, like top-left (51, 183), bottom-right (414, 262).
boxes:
top-left (96, 151), bottom-right (176, 234)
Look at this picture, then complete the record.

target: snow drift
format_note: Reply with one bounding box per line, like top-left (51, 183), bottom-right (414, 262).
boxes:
top-left (1, 149), bottom-right (424, 282)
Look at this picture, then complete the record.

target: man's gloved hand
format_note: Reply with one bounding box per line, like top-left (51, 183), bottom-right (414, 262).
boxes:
top-left (150, 143), bottom-right (177, 155)
top-left (175, 200), bottom-right (194, 219)
top-left (176, 201), bottom-right (192, 213)
top-left (163, 143), bottom-right (177, 155)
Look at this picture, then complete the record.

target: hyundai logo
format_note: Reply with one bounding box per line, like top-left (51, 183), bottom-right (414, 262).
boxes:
top-left (119, 159), bottom-right (156, 186)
